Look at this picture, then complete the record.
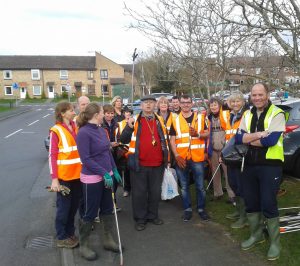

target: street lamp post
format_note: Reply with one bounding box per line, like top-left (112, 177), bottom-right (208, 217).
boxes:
top-left (101, 78), bottom-right (104, 105)
top-left (66, 82), bottom-right (71, 102)
top-left (131, 48), bottom-right (138, 108)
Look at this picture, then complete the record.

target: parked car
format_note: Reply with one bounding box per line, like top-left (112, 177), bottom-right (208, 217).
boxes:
top-left (277, 99), bottom-right (300, 178)
top-left (44, 135), bottom-right (50, 152)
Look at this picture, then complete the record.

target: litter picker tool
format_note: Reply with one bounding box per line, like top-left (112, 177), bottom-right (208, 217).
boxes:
top-left (206, 163), bottom-right (221, 191)
top-left (111, 189), bottom-right (123, 266)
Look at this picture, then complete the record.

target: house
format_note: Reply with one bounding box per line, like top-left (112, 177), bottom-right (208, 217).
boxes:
top-left (0, 52), bottom-right (135, 99)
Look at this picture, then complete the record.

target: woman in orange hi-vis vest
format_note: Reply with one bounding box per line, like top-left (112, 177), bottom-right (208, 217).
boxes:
top-left (49, 101), bottom-right (82, 249)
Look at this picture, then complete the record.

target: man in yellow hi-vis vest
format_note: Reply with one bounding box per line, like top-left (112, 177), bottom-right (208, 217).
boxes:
top-left (235, 83), bottom-right (286, 261)
top-left (169, 95), bottom-right (210, 222)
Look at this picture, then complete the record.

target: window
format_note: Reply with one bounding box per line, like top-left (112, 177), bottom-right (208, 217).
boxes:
top-left (275, 79), bottom-right (280, 84)
top-left (240, 80), bottom-right (244, 85)
top-left (31, 69), bottom-right (40, 80)
top-left (60, 70), bottom-right (68, 79)
top-left (3, 70), bottom-right (12, 79)
top-left (61, 85), bottom-right (68, 93)
top-left (33, 85), bottom-right (42, 95)
top-left (5, 86), bottom-right (13, 95)
top-left (88, 85), bottom-right (95, 95)
top-left (101, 85), bottom-right (108, 95)
top-left (255, 68), bottom-right (261, 75)
top-left (87, 71), bottom-right (94, 79)
top-left (100, 69), bottom-right (108, 79)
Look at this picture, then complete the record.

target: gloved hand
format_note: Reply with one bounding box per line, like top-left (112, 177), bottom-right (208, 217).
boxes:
top-left (113, 168), bottom-right (122, 184)
top-left (104, 172), bottom-right (113, 189)
top-left (189, 126), bottom-right (199, 137)
top-left (46, 185), bottom-right (70, 196)
top-left (176, 155), bottom-right (186, 169)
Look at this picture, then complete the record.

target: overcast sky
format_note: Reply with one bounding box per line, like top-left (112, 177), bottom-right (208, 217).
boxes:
top-left (0, 0), bottom-right (153, 64)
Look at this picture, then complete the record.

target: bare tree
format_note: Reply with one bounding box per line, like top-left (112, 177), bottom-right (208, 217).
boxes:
top-left (125, 0), bottom-right (252, 99)
top-left (218, 0), bottom-right (300, 67)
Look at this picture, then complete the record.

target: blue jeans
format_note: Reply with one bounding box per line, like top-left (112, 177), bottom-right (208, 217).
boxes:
top-left (176, 160), bottom-right (206, 211)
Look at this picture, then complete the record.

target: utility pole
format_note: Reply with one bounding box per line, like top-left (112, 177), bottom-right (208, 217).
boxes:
top-left (140, 64), bottom-right (146, 96)
top-left (131, 48), bottom-right (138, 108)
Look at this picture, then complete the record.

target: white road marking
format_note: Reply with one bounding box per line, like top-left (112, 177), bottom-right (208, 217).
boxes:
top-left (43, 114), bottom-right (51, 118)
top-left (47, 108), bottom-right (54, 111)
top-left (28, 120), bottom-right (39, 126)
top-left (5, 129), bottom-right (23, 138)
top-left (21, 131), bottom-right (35, 134)
top-left (36, 109), bottom-right (42, 111)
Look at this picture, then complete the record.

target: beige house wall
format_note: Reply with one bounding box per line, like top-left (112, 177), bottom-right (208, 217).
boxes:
top-left (94, 52), bottom-right (125, 97)
top-left (0, 52), bottom-right (126, 99)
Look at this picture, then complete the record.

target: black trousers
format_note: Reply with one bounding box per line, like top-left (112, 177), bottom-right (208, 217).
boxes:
top-left (130, 165), bottom-right (164, 223)
top-left (55, 179), bottom-right (81, 240)
top-left (241, 164), bottom-right (282, 218)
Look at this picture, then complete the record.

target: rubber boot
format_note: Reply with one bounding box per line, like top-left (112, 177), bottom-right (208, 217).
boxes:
top-left (266, 217), bottom-right (280, 261)
top-left (102, 215), bottom-right (121, 253)
top-left (231, 198), bottom-right (248, 229)
top-left (225, 197), bottom-right (239, 220)
top-left (79, 221), bottom-right (97, 261)
top-left (241, 212), bottom-right (265, 250)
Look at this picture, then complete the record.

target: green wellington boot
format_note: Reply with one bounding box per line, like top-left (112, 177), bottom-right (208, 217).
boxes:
top-left (241, 212), bottom-right (265, 250)
top-left (79, 221), bottom-right (97, 261)
top-left (225, 197), bottom-right (240, 220)
top-left (102, 215), bottom-right (122, 253)
top-left (266, 217), bottom-right (280, 261)
top-left (231, 198), bottom-right (248, 229)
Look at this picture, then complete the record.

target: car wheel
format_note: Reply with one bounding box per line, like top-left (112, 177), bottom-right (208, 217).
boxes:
top-left (294, 156), bottom-right (300, 179)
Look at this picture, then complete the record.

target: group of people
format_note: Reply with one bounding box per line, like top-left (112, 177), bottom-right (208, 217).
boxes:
top-left (48, 82), bottom-right (285, 262)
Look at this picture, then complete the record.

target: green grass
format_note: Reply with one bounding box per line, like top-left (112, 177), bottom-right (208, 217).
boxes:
top-left (21, 98), bottom-right (48, 103)
top-left (0, 106), bottom-right (12, 112)
top-left (198, 177), bottom-right (300, 265)
top-left (0, 99), bottom-right (15, 103)
top-left (51, 96), bottom-right (112, 103)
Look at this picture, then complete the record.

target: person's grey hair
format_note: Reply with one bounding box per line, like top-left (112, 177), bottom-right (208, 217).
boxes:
top-left (111, 96), bottom-right (122, 107)
top-left (227, 91), bottom-right (245, 103)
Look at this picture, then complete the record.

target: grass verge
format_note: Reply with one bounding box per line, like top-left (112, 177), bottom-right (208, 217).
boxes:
top-left (202, 176), bottom-right (300, 266)
top-left (0, 106), bottom-right (12, 112)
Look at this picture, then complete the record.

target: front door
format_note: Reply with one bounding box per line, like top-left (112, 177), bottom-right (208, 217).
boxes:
top-left (20, 87), bottom-right (26, 99)
top-left (48, 86), bottom-right (54, 98)
top-left (75, 86), bottom-right (82, 98)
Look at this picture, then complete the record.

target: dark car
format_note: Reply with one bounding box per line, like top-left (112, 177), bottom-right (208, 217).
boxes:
top-left (44, 135), bottom-right (50, 151)
top-left (277, 99), bottom-right (300, 178)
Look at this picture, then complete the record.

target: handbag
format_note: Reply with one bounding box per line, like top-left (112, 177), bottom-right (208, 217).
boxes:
top-left (221, 137), bottom-right (248, 168)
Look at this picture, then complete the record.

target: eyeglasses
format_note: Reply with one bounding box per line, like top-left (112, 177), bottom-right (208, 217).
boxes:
top-left (180, 101), bottom-right (192, 105)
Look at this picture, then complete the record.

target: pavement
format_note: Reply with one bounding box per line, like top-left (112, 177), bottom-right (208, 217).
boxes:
top-left (62, 191), bottom-right (267, 266)
top-left (0, 106), bottom-right (267, 266)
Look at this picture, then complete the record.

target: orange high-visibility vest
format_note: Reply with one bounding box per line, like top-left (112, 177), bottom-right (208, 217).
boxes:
top-left (219, 109), bottom-right (243, 141)
top-left (165, 112), bottom-right (178, 134)
top-left (116, 119), bottom-right (129, 146)
top-left (219, 109), bottom-right (233, 142)
top-left (118, 120), bottom-right (127, 135)
top-left (50, 124), bottom-right (81, 181)
top-left (173, 112), bottom-right (206, 162)
top-left (128, 114), bottom-right (168, 155)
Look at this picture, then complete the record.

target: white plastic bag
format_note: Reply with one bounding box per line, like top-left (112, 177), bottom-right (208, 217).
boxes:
top-left (161, 168), bottom-right (179, 200)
